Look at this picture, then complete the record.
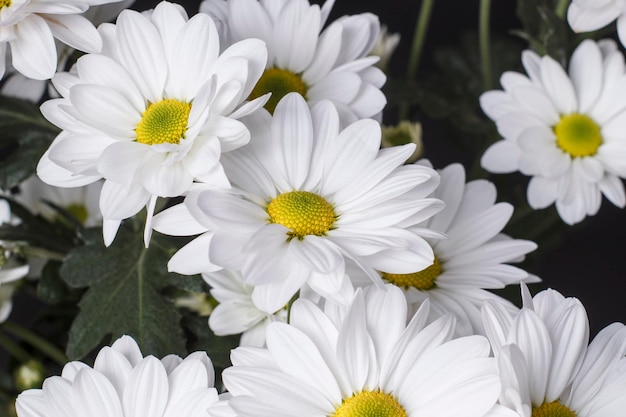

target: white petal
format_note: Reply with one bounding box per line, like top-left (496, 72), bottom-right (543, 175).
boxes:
top-left (10, 15), bottom-right (56, 80)
top-left (122, 357), bottom-right (168, 417)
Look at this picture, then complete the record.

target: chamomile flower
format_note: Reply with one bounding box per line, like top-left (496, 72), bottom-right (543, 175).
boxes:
top-left (568, 0), bottom-right (626, 47)
top-left (153, 93), bottom-right (442, 314)
top-left (37, 1), bottom-right (268, 246)
top-left (16, 335), bottom-right (220, 417)
top-left (223, 285), bottom-right (501, 417)
top-left (203, 269), bottom-right (288, 347)
top-left (480, 39), bottom-right (626, 225)
top-left (200, 0), bottom-right (386, 124)
top-left (0, 0), bottom-right (117, 81)
top-left (481, 285), bottom-right (626, 417)
top-left (352, 162), bottom-right (538, 336)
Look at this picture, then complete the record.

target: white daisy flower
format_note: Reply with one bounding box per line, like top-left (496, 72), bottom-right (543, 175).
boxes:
top-left (568, 0), bottom-right (626, 47)
top-left (480, 39), bottom-right (626, 225)
top-left (16, 334), bottom-right (220, 417)
top-left (482, 284), bottom-right (626, 417)
top-left (222, 285), bottom-right (501, 417)
top-left (154, 93), bottom-right (443, 314)
top-left (200, 0), bottom-right (386, 124)
top-left (356, 162), bottom-right (539, 336)
top-left (17, 175), bottom-right (102, 227)
top-left (203, 269), bottom-right (288, 347)
top-left (1, 0), bottom-right (136, 102)
top-left (0, 0), bottom-right (119, 81)
top-left (36, 1), bottom-right (268, 246)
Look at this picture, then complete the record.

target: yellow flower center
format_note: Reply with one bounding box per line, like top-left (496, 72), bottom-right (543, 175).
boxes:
top-left (333, 390), bottom-right (407, 417)
top-left (135, 99), bottom-right (191, 146)
top-left (531, 401), bottom-right (576, 417)
top-left (267, 191), bottom-right (336, 240)
top-left (381, 256), bottom-right (442, 291)
top-left (248, 67), bottom-right (308, 114)
top-left (66, 203), bottom-right (89, 225)
top-left (554, 113), bottom-right (602, 158)
top-left (0, 0), bottom-right (11, 9)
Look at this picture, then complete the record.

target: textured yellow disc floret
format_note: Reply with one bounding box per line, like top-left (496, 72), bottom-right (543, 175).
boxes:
top-left (0, 0), bottom-right (11, 9)
top-left (267, 191), bottom-right (336, 239)
top-left (382, 257), bottom-right (442, 291)
top-left (333, 391), bottom-right (407, 417)
top-left (248, 67), bottom-right (308, 114)
top-left (135, 99), bottom-right (192, 146)
top-left (554, 113), bottom-right (602, 158)
top-left (532, 401), bottom-right (576, 417)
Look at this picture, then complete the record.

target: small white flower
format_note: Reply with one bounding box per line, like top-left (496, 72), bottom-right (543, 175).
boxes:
top-left (203, 269), bottom-right (287, 347)
top-left (154, 93), bottom-right (442, 314)
top-left (223, 285), bottom-right (501, 417)
top-left (482, 284), bottom-right (626, 417)
top-left (370, 24), bottom-right (400, 72)
top-left (353, 162), bottom-right (538, 336)
top-left (37, 1), bottom-right (268, 246)
top-left (16, 334), bottom-right (220, 417)
top-left (568, 0), bottom-right (626, 47)
top-left (200, 0), bottom-right (386, 124)
top-left (0, 0), bottom-right (122, 81)
top-left (480, 39), bottom-right (626, 225)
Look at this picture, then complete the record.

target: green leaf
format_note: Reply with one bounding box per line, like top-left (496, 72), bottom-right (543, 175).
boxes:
top-left (182, 313), bottom-right (239, 369)
top-left (0, 96), bottom-right (59, 190)
top-left (60, 225), bottom-right (186, 360)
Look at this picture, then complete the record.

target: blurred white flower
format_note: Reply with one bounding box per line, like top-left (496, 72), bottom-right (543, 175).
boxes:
top-left (201, 0), bottom-right (386, 124)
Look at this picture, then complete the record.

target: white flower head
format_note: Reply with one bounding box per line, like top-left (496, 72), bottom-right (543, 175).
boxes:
top-left (482, 284), bottom-right (626, 417)
top-left (370, 24), bottom-right (401, 72)
top-left (568, 0), bottom-right (626, 47)
top-left (480, 39), bottom-right (626, 225)
top-left (154, 93), bottom-right (443, 314)
top-left (17, 175), bottom-right (102, 227)
top-left (36, 1), bottom-right (269, 246)
top-left (200, 0), bottom-right (386, 124)
top-left (223, 285), bottom-right (501, 417)
top-left (16, 334), bottom-right (220, 417)
top-left (0, 0), bottom-right (122, 81)
top-left (203, 269), bottom-right (288, 347)
top-left (354, 161), bottom-right (539, 336)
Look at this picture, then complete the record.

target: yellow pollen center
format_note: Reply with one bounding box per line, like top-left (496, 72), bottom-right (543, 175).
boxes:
top-left (554, 113), bottom-right (602, 157)
top-left (333, 391), bottom-right (407, 417)
top-left (531, 401), bottom-right (576, 417)
top-left (382, 257), bottom-right (442, 291)
top-left (0, 0), bottom-right (11, 9)
top-left (248, 67), bottom-right (308, 114)
top-left (267, 191), bottom-right (336, 239)
top-left (135, 99), bottom-right (191, 146)
top-left (65, 203), bottom-right (89, 225)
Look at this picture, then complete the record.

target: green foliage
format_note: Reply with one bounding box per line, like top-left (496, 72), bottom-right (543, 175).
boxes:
top-left (60, 224), bottom-right (199, 360)
top-left (0, 96), bottom-right (58, 190)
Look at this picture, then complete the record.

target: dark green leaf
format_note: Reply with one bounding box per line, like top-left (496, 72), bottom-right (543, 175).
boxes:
top-left (182, 313), bottom-right (239, 369)
top-left (37, 261), bottom-right (73, 304)
top-left (60, 224), bottom-right (186, 360)
top-left (0, 96), bottom-right (58, 190)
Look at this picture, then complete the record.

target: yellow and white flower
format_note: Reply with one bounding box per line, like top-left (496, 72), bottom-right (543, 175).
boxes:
top-left (480, 39), bottom-right (626, 225)
top-left (200, 0), bottom-right (386, 124)
top-left (36, 1), bottom-right (268, 246)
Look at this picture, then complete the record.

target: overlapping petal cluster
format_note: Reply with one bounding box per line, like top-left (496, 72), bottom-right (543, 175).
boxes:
top-left (482, 285), bottom-right (626, 417)
top-left (568, 0), bottom-right (626, 47)
top-left (0, 0), bottom-right (120, 80)
top-left (154, 93), bottom-right (443, 314)
top-left (200, 0), bottom-right (386, 124)
top-left (36, 1), bottom-right (268, 246)
top-left (357, 162), bottom-right (539, 336)
top-left (223, 285), bottom-right (502, 417)
top-left (481, 39), bottom-right (626, 225)
top-left (16, 335), bottom-right (220, 417)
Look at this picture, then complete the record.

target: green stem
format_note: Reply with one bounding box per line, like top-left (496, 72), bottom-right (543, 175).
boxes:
top-left (0, 331), bottom-right (31, 363)
top-left (2, 321), bottom-right (67, 366)
top-left (479, 0), bottom-right (493, 90)
top-left (406, 0), bottom-right (436, 82)
top-left (555, 0), bottom-right (570, 19)
top-left (400, 0), bottom-right (436, 120)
